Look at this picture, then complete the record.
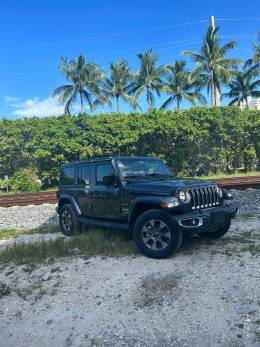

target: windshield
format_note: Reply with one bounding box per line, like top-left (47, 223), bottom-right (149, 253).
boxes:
top-left (116, 158), bottom-right (173, 179)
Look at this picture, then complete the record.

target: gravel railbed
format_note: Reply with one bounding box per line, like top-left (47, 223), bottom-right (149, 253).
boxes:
top-left (0, 204), bottom-right (58, 230)
top-left (0, 216), bottom-right (260, 346)
top-left (0, 189), bottom-right (259, 230)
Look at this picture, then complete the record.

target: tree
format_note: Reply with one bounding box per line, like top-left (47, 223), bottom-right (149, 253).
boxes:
top-left (93, 60), bottom-right (140, 112)
top-left (223, 60), bottom-right (260, 108)
top-left (252, 32), bottom-right (260, 64)
top-left (160, 60), bottom-right (206, 110)
top-left (182, 25), bottom-right (241, 106)
top-left (130, 49), bottom-right (165, 109)
top-left (52, 54), bottom-right (104, 114)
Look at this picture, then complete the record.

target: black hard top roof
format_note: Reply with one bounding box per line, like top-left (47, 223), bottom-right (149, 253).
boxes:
top-left (61, 156), bottom-right (156, 167)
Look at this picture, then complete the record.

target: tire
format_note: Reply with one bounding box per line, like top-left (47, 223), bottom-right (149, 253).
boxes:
top-left (133, 209), bottom-right (182, 259)
top-left (198, 220), bottom-right (231, 238)
top-left (59, 204), bottom-right (83, 236)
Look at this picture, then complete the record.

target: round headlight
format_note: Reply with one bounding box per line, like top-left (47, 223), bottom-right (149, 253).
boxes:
top-left (216, 186), bottom-right (223, 198)
top-left (178, 190), bottom-right (191, 204)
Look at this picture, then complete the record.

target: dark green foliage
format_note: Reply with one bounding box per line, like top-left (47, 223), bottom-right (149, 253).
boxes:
top-left (0, 107), bottom-right (259, 185)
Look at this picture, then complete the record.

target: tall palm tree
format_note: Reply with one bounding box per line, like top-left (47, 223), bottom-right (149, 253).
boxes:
top-left (93, 60), bottom-right (140, 112)
top-left (52, 54), bottom-right (104, 114)
top-left (252, 32), bottom-right (260, 65)
top-left (130, 49), bottom-right (165, 109)
top-left (160, 60), bottom-right (206, 110)
top-left (222, 60), bottom-right (260, 107)
top-left (182, 25), bottom-right (241, 106)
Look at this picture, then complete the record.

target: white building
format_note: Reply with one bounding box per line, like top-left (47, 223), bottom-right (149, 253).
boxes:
top-left (240, 95), bottom-right (260, 110)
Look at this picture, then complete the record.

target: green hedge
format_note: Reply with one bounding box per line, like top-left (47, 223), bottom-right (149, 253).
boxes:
top-left (0, 107), bottom-right (259, 185)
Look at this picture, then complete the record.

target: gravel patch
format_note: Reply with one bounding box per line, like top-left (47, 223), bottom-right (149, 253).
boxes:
top-left (0, 189), bottom-right (259, 231)
top-left (0, 216), bottom-right (259, 346)
top-left (231, 189), bottom-right (260, 214)
top-left (0, 204), bottom-right (58, 230)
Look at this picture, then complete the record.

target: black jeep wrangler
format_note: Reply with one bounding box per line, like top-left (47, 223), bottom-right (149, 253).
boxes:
top-left (57, 156), bottom-right (238, 258)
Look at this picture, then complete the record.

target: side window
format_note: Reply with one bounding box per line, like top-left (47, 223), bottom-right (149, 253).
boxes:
top-left (60, 167), bottom-right (75, 185)
top-left (96, 163), bottom-right (114, 185)
top-left (77, 165), bottom-right (91, 185)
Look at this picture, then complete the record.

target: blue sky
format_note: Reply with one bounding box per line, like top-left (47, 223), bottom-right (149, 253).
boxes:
top-left (1, 0), bottom-right (260, 118)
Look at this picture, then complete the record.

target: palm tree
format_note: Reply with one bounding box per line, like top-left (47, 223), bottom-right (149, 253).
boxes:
top-left (222, 60), bottom-right (260, 108)
top-left (130, 49), bottom-right (165, 109)
top-left (160, 60), bottom-right (206, 110)
top-left (252, 32), bottom-right (260, 65)
top-left (93, 60), bottom-right (140, 112)
top-left (52, 54), bottom-right (104, 114)
top-left (182, 25), bottom-right (241, 106)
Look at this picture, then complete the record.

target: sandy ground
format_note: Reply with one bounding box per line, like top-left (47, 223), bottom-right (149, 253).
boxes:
top-left (0, 217), bottom-right (260, 347)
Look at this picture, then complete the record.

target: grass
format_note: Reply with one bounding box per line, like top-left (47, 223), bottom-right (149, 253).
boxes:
top-left (0, 187), bottom-right (57, 196)
top-left (0, 281), bottom-right (12, 298)
top-left (0, 225), bottom-right (59, 241)
top-left (0, 228), bottom-right (135, 265)
top-left (194, 170), bottom-right (260, 180)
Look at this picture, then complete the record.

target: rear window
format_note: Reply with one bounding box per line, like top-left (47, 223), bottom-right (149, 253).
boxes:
top-left (60, 166), bottom-right (75, 185)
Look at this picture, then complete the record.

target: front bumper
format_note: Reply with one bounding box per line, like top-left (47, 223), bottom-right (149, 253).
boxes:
top-left (171, 202), bottom-right (239, 234)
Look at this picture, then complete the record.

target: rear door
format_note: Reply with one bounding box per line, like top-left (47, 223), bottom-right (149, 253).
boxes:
top-left (74, 164), bottom-right (94, 216)
top-left (92, 161), bottom-right (121, 219)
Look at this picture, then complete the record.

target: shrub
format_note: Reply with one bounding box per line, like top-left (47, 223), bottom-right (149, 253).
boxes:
top-left (0, 178), bottom-right (10, 192)
top-left (10, 168), bottom-right (41, 193)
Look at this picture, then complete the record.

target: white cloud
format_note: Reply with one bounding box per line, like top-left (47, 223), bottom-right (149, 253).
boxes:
top-left (6, 95), bottom-right (83, 117)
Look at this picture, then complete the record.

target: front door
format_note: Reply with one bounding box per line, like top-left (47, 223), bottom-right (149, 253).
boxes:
top-left (92, 161), bottom-right (121, 219)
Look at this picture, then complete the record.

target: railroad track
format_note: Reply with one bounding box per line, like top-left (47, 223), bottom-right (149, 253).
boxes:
top-left (0, 191), bottom-right (57, 208)
top-left (0, 176), bottom-right (259, 207)
top-left (217, 176), bottom-right (260, 190)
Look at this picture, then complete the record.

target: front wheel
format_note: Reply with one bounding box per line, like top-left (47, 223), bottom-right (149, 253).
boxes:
top-left (133, 209), bottom-right (182, 259)
top-left (198, 221), bottom-right (231, 238)
top-left (59, 204), bottom-right (83, 236)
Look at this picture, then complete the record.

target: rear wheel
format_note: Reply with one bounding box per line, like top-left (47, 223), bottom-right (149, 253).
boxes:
top-left (198, 220), bottom-right (231, 238)
top-left (59, 204), bottom-right (82, 236)
top-left (133, 209), bottom-right (182, 259)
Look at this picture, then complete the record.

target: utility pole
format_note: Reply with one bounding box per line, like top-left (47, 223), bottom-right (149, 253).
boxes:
top-left (210, 15), bottom-right (220, 106)
top-left (210, 15), bottom-right (215, 29)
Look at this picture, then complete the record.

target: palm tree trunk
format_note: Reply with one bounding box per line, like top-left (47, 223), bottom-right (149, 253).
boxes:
top-left (245, 96), bottom-right (249, 109)
top-left (147, 88), bottom-right (152, 109)
top-left (80, 93), bottom-right (85, 113)
top-left (177, 98), bottom-right (180, 109)
top-left (211, 70), bottom-right (215, 106)
top-left (215, 87), bottom-right (220, 106)
top-left (116, 96), bottom-right (120, 113)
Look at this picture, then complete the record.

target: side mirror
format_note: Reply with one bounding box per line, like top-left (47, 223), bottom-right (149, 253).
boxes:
top-left (103, 175), bottom-right (118, 186)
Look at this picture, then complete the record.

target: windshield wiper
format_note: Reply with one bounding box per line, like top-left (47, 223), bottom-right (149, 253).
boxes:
top-left (123, 175), bottom-right (146, 181)
top-left (144, 173), bottom-right (174, 179)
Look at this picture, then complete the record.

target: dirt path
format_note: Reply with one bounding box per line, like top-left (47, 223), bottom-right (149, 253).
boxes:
top-left (0, 216), bottom-right (260, 347)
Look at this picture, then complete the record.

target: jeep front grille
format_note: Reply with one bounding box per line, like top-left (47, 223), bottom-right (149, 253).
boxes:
top-left (188, 185), bottom-right (220, 210)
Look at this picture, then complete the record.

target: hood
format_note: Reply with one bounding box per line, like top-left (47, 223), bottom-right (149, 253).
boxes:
top-left (124, 178), bottom-right (216, 195)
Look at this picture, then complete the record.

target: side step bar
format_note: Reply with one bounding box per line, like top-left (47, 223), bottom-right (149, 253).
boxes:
top-left (78, 216), bottom-right (130, 230)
